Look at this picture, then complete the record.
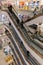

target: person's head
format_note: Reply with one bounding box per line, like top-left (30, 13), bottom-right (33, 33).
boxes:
top-left (39, 22), bottom-right (42, 25)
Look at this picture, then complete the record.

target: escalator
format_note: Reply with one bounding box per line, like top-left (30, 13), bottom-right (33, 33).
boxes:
top-left (3, 7), bottom-right (42, 65)
top-left (5, 23), bottom-right (39, 65)
top-left (8, 5), bottom-right (20, 23)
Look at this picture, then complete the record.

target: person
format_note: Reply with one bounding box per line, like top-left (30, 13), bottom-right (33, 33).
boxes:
top-left (21, 20), bottom-right (23, 28)
top-left (8, 5), bottom-right (12, 13)
top-left (27, 51), bottom-right (29, 56)
top-left (9, 22), bottom-right (11, 26)
top-left (33, 8), bottom-right (36, 16)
